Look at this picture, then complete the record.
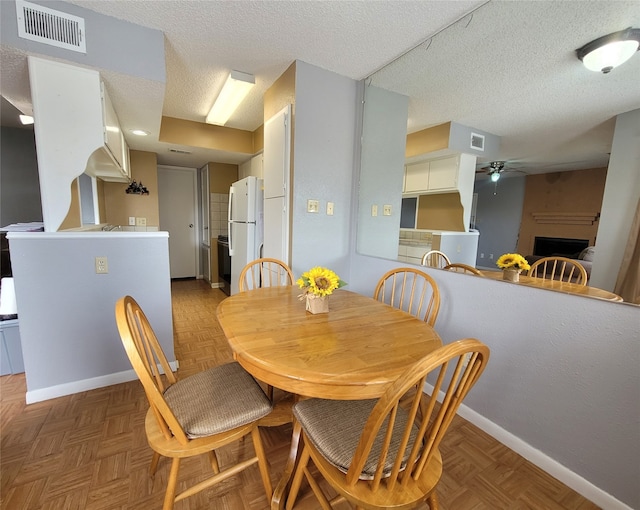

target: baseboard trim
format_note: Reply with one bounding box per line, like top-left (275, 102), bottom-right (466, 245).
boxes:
top-left (25, 361), bottom-right (179, 404)
top-left (423, 383), bottom-right (632, 510)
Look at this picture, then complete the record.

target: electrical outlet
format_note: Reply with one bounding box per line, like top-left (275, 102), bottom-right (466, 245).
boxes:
top-left (307, 199), bottom-right (319, 213)
top-left (136, 217), bottom-right (147, 226)
top-left (383, 204), bottom-right (392, 216)
top-left (128, 216), bottom-right (136, 226)
top-left (326, 202), bottom-right (334, 215)
top-left (371, 205), bottom-right (378, 217)
top-left (95, 256), bottom-right (108, 274)
top-left (480, 253), bottom-right (485, 258)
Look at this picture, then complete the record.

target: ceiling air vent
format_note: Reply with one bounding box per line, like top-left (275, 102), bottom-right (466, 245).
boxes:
top-left (470, 132), bottom-right (485, 151)
top-left (169, 148), bottom-right (192, 154)
top-left (16, 0), bottom-right (86, 54)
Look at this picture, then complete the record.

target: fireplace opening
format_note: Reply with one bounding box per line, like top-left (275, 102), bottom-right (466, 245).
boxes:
top-left (533, 237), bottom-right (589, 258)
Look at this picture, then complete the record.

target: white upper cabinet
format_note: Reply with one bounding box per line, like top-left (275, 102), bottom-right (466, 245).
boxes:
top-left (403, 155), bottom-right (459, 194)
top-left (86, 83), bottom-right (130, 183)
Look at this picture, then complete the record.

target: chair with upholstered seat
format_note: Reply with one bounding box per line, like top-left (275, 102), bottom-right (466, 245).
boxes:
top-left (373, 267), bottom-right (440, 326)
top-left (527, 256), bottom-right (588, 285)
top-left (115, 296), bottom-right (273, 510)
top-left (443, 263), bottom-right (483, 276)
top-left (285, 338), bottom-right (490, 510)
top-left (421, 250), bottom-right (451, 269)
top-left (239, 257), bottom-right (294, 292)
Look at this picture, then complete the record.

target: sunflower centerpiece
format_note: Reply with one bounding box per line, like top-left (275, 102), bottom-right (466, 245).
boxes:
top-left (496, 253), bottom-right (530, 282)
top-left (297, 267), bottom-right (347, 314)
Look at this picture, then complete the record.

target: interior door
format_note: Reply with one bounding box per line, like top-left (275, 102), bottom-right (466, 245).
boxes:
top-left (158, 166), bottom-right (198, 278)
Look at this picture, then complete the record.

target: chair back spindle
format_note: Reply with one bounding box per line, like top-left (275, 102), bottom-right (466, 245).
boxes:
top-left (239, 257), bottom-right (294, 292)
top-left (374, 267), bottom-right (440, 326)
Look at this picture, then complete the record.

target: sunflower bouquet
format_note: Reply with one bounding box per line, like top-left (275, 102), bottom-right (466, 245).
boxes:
top-left (297, 267), bottom-right (347, 298)
top-left (496, 253), bottom-right (530, 272)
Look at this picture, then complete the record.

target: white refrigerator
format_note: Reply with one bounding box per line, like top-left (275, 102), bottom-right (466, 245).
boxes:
top-left (228, 176), bottom-right (264, 295)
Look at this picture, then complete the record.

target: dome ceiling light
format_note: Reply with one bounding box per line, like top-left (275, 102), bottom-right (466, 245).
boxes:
top-left (576, 27), bottom-right (640, 74)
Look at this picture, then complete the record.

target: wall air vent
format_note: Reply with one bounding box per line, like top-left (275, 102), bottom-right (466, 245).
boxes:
top-left (470, 132), bottom-right (485, 151)
top-left (16, 0), bottom-right (86, 54)
top-left (168, 148), bottom-right (192, 154)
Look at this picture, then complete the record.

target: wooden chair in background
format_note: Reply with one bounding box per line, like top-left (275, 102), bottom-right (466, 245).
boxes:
top-left (443, 263), bottom-right (483, 276)
top-left (528, 256), bottom-right (588, 285)
top-left (373, 267), bottom-right (440, 327)
top-left (239, 257), bottom-right (295, 418)
top-left (115, 296), bottom-right (273, 510)
top-left (239, 257), bottom-right (294, 292)
top-left (421, 250), bottom-right (451, 269)
top-left (286, 339), bottom-right (490, 510)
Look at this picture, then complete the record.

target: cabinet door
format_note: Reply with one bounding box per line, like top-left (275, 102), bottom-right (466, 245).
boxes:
top-left (404, 161), bottom-right (430, 193)
top-left (264, 105), bottom-right (290, 199)
top-left (428, 156), bottom-right (458, 190)
top-left (250, 153), bottom-right (263, 178)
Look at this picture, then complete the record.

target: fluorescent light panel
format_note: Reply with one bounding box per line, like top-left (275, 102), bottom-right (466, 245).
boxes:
top-left (206, 70), bottom-right (255, 126)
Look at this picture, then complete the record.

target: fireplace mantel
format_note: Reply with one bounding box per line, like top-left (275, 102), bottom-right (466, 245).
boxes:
top-left (531, 212), bottom-right (599, 225)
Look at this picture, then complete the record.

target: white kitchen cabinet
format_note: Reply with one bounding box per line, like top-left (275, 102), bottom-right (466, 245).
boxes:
top-left (403, 155), bottom-right (459, 194)
top-left (238, 153), bottom-right (264, 180)
top-left (264, 106), bottom-right (290, 200)
top-left (92, 83), bottom-right (130, 183)
top-left (428, 156), bottom-right (458, 190)
top-left (404, 160), bottom-right (430, 193)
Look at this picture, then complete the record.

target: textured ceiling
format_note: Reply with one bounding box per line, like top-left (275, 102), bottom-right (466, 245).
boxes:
top-left (1, 0), bottom-right (639, 173)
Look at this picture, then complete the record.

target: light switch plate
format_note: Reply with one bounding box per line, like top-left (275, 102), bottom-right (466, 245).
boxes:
top-left (326, 202), bottom-right (334, 215)
top-left (371, 205), bottom-right (378, 217)
top-left (307, 200), bottom-right (319, 213)
top-left (128, 216), bottom-right (136, 226)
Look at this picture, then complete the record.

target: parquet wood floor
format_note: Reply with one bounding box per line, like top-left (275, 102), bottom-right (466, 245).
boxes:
top-left (0, 279), bottom-right (600, 509)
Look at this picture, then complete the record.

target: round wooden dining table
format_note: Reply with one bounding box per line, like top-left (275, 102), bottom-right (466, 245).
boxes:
top-left (216, 286), bottom-right (443, 509)
top-left (217, 286), bottom-right (443, 399)
top-left (479, 270), bottom-right (623, 301)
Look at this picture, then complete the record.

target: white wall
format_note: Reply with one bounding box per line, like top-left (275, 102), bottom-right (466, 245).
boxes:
top-left (290, 61), bottom-right (357, 280)
top-left (7, 232), bottom-right (174, 403)
top-left (474, 175), bottom-right (526, 268)
top-left (346, 252), bottom-right (639, 510)
top-left (590, 108), bottom-right (640, 291)
top-left (357, 84), bottom-right (408, 259)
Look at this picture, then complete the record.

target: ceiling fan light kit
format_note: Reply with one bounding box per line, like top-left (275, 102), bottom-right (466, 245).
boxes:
top-left (576, 27), bottom-right (640, 73)
top-left (205, 70), bottom-right (255, 125)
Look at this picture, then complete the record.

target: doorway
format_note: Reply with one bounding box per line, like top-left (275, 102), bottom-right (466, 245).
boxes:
top-left (158, 166), bottom-right (199, 278)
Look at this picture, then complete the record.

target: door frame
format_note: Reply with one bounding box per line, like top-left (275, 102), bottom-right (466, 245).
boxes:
top-left (158, 165), bottom-right (200, 279)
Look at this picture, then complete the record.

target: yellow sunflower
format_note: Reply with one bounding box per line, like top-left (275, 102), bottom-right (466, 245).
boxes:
top-left (496, 253), bottom-right (530, 271)
top-left (297, 267), bottom-right (346, 297)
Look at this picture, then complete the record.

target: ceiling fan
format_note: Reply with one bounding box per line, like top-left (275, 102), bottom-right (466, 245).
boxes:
top-left (477, 161), bottom-right (526, 182)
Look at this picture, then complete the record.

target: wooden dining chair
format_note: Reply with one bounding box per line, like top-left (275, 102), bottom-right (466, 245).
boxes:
top-left (286, 338), bottom-right (490, 510)
top-left (239, 257), bottom-right (295, 414)
top-left (421, 250), bottom-right (451, 269)
top-left (114, 296), bottom-right (273, 510)
top-left (443, 263), bottom-right (483, 276)
top-left (528, 256), bottom-right (588, 285)
top-left (238, 257), bottom-right (294, 292)
top-left (373, 267), bottom-right (440, 326)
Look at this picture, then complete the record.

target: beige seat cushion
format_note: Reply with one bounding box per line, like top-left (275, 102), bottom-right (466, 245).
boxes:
top-left (293, 398), bottom-right (419, 480)
top-left (164, 362), bottom-right (272, 438)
